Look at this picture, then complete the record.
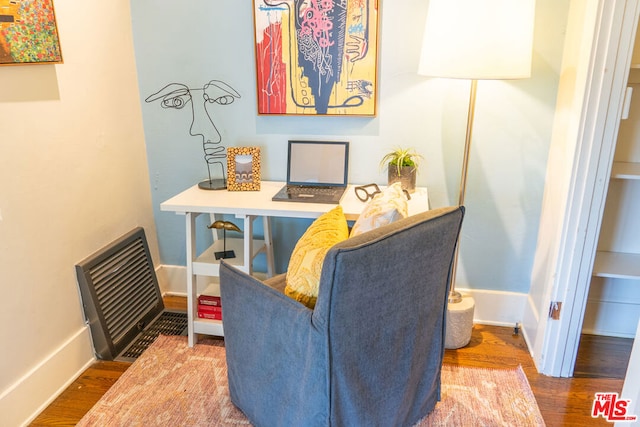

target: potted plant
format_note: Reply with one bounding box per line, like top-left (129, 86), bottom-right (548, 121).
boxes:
top-left (380, 147), bottom-right (423, 193)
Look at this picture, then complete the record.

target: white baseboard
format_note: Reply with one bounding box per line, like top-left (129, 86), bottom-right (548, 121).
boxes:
top-left (157, 264), bottom-right (218, 296)
top-left (456, 287), bottom-right (528, 328)
top-left (159, 265), bottom-right (529, 327)
top-left (520, 293), bottom-right (541, 361)
top-left (1, 327), bottom-right (95, 427)
top-left (157, 264), bottom-right (189, 295)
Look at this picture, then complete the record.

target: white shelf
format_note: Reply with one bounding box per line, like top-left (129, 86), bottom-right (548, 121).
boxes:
top-left (193, 318), bottom-right (224, 336)
top-left (593, 251), bottom-right (640, 280)
top-left (612, 162), bottom-right (640, 180)
top-left (193, 237), bottom-right (266, 276)
top-left (200, 281), bottom-right (220, 297)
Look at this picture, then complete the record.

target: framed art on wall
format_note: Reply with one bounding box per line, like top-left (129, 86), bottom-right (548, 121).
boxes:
top-left (0, 0), bottom-right (63, 65)
top-left (253, 0), bottom-right (379, 116)
top-left (227, 147), bottom-right (261, 191)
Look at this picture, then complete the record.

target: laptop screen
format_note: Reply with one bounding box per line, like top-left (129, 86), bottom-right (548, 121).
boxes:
top-left (287, 140), bottom-right (349, 187)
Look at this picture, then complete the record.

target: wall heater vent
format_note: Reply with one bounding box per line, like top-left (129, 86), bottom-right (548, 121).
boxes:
top-left (76, 227), bottom-right (186, 361)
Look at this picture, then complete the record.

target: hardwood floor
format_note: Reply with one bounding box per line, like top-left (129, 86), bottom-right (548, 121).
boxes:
top-left (30, 295), bottom-right (632, 426)
top-left (442, 325), bottom-right (631, 426)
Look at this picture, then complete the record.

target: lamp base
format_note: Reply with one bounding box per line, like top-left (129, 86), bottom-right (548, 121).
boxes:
top-left (198, 179), bottom-right (226, 190)
top-left (214, 250), bottom-right (236, 260)
top-left (448, 290), bottom-right (463, 304)
top-left (445, 294), bottom-right (475, 349)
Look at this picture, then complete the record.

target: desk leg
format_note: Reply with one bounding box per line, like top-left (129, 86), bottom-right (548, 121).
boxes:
top-left (236, 214), bottom-right (274, 277)
top-left (263, 216), bottom-right (275, 278)
top-left (243, 215), bottom-right (254, 275)
top-left (185, 212), bottom-right (198, 347)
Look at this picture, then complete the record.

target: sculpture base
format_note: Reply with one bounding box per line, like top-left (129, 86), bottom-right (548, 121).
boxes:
top-left (214, 250), bottom-right (236, 260)
top-left (445, 294), bottom-right (475, 349)
top-left (198, 179), bottom-right (226, 190)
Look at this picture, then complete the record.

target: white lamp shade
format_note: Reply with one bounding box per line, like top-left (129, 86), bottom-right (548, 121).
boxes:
top-left (419, 0), bottom-right (535, 80)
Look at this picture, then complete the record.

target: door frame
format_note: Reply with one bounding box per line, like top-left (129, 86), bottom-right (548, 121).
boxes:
top-left (524, 0), bottom-right (640, 377)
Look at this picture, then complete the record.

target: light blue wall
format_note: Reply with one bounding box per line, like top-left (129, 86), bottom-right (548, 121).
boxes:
top-left (130, 0), bottom-right (569, 293)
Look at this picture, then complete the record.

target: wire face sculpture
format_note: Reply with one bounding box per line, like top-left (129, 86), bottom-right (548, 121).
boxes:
top-left (145, 80), bottom-right (241, 190)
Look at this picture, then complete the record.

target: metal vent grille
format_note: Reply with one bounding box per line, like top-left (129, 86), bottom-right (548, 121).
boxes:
top-left (88, 234), bottom-right (159, 346)
top-left (76, 227), bottom-right (166, 360)
top-left (121, 312), bottom-right (188, 359)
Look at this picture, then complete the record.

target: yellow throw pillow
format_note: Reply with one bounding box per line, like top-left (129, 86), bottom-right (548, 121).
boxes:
top-left (350, 182), bottom-right (408, 237)
top-left (285, 205), bottom-right (349, 308)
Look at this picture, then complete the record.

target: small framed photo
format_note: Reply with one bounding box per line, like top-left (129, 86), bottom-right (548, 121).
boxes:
top-left (227, 147), bottom-right (261, 191)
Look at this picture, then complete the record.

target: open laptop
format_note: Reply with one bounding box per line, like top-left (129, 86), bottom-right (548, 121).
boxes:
top-left (272, 140), bottom-right (349, 204)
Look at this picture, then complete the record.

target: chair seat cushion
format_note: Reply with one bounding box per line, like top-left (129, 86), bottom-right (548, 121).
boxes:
top-left (285, 205), bottom-right (349, 308)
top-left (263, 273), bottom-right (286, 293)
top-left (350, 182), bottom-right (408, 237)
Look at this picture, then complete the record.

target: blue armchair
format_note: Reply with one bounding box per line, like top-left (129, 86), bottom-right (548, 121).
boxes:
top-left (219, 206), bottom-right (464, 427)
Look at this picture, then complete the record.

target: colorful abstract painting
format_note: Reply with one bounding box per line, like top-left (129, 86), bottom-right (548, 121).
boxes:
top-left (253, 0), bottom-right (379, 116)
top-left (0, 0), bottom-right (62, 65)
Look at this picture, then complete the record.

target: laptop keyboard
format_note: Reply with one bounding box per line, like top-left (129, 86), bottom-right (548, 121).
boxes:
top-left (287, 186), bottom-right (337, 195)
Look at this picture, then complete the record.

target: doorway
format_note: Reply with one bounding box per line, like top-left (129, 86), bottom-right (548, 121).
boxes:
top-left (523, 0), bottom-right (639, 378)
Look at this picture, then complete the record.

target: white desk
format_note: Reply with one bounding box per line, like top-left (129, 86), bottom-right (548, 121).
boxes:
top-left (161, 181), bottom-right (429, 346)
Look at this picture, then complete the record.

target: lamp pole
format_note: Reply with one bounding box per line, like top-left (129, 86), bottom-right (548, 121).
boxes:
top-left (449, 78), bottom-right (477, 303)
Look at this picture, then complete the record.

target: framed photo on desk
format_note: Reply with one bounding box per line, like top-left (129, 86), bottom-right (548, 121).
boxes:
top-left (227, 147), bottom-right (261, 191)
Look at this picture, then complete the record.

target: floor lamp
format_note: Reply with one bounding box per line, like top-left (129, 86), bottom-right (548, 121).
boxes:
top-left (418, 0), bottom-right (535, 348)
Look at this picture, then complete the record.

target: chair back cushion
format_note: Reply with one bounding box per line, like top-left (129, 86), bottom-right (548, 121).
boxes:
top-left (314, 206), bottom-right (464, 426)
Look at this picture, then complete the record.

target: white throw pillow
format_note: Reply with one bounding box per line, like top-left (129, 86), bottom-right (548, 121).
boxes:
top-left (350, 182), bottom-right (408, 237)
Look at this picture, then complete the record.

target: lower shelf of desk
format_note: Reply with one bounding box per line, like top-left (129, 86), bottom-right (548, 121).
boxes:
top-left (191, 273), bottom-right (268, 341)
top-left (193, 318), bottom-right (224, 336)
top-left (192, 237), bottom-right (266, 276)
top-left (192, 281), bottom-right (224, 339)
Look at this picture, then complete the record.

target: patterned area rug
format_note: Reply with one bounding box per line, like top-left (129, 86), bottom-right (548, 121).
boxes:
top-left (77, 335), bottom-right (545, 426)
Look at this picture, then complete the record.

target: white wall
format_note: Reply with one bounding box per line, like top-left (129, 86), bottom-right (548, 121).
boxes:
top-left (0, 0), bottom-right (158, 425)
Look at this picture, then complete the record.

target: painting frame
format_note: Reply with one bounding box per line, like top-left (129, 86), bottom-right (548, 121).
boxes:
top-left (227, 147), bottom-right (261, 191)
top-left (252, 0), bottom-right (379, 116)
top-left (0, 0), bottom-right (63, 66)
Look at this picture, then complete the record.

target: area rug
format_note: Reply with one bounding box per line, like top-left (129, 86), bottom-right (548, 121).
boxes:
top-left (77, 335), bottom-right (545, 426)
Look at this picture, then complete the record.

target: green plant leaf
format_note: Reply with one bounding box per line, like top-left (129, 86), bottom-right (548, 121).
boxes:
top-left (380, 147), bottom-right (423, 175)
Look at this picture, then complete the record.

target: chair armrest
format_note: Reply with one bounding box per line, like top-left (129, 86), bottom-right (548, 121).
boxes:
top-left (220, 261), bottom-right (314, 337)
top-left (219, 262), bottom-right (328, 425)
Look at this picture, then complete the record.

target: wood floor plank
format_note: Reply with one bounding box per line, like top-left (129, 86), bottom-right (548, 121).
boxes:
top-left (30, 361), bottom-right (130, 426)
top-left (574, 333), bottom-right (633, 379)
